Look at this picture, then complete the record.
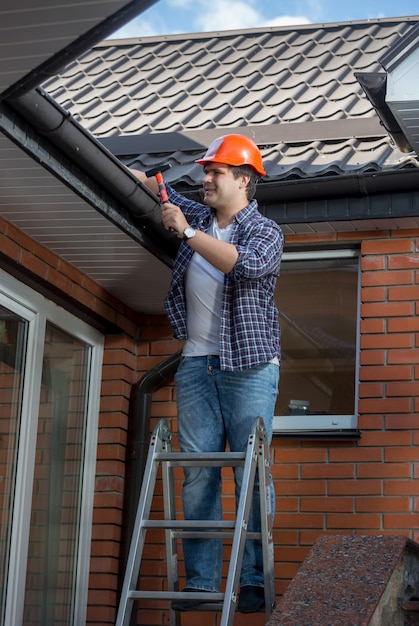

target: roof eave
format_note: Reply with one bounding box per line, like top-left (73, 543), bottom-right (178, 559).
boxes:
top-left (1, 0), bottom-right (159, 101)
top-left (1, 87), bottom-right (180, 265)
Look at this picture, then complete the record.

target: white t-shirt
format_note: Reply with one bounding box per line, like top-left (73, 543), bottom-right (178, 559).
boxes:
top-left (183, 218), bottom-right (233, 356)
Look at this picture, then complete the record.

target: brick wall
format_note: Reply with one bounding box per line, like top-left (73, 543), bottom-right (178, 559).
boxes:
top-left (2, 215), bottom-right (419, 626)
top-left (273, 229), bottom-right (419, 598)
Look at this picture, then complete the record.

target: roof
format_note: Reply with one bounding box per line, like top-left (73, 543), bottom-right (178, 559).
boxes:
top-left (45, 17), bottom-right (419, 188)
top-left (1, 12), bottom-right (419, 318)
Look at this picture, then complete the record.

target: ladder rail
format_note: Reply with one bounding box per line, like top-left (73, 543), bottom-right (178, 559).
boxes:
top-left (257, 422), bottom-right (276, 618)
top-left (220, 424), bottom-right (260, 626)
top-left (115, 420), bottom-right (171, 626)
top-left (115, 417), bottom-right (275, 626)
top-left (161, 434), bottom-right (181, 626)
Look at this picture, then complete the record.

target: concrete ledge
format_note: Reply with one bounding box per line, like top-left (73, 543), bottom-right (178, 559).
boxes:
top-left (269, 535), bottom-right (419, 626)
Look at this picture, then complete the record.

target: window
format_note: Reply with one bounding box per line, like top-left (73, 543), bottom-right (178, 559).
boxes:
top-left (274, 250), bottom-right (359, 434)
top-left (0, 270), bottom-right (103, 626)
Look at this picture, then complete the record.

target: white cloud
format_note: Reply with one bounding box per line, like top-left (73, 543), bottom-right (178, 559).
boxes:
top-left (264, 15), bottom-right (311, 27)
top-left (195, 3), bottom-right (259, 31)
top-left (108, 0), bottom-right (312, 39)
top-left (193, 1), bottom-right (310, 32)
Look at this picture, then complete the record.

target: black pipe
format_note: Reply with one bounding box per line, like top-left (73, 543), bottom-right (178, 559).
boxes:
top-left (118, 349), bottom-right (182, 621)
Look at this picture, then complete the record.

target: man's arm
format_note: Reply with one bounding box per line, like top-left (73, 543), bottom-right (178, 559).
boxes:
top-left (130, 168), bottom-right (159, 195)
top-left (131, 167), bottom-right (238, 274)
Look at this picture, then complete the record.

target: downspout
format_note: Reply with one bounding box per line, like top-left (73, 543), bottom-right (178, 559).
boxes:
top-left (119, 349), bottom-right (182, 589)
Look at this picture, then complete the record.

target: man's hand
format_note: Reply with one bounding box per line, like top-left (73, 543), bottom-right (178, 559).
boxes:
top-left (160, 202), bottom-right (188, 238)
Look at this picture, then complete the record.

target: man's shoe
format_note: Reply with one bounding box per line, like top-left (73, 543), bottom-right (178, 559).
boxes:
top-left (238, 585), bottom-right (265, 613)
top-left (171, 588), bottom-right (205, 612)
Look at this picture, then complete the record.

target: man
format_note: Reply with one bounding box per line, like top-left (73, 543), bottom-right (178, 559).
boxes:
top-left (131, 134), bottom-right (283, 613)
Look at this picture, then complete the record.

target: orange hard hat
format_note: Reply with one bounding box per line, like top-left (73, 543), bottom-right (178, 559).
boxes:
top-left (195, 134), bottom-right (266, 177)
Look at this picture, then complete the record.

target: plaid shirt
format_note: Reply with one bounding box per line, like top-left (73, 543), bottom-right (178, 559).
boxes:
top-left (165, 184), bottom-right (284, 371)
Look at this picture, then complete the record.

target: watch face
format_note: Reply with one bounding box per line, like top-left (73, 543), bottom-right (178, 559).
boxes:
top-left (184, 227), bottom-right (195, 239)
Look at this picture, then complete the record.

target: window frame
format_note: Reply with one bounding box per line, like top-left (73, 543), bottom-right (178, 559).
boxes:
top-left (0, 269), bottom-right (103, 626)
top-left (273, 248), bottom-right (360, 438)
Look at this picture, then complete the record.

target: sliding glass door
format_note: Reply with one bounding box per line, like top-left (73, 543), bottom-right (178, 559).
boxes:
top-left (0, 271), bottom-right (103, 626)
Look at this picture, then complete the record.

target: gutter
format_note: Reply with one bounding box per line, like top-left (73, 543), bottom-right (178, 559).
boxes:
top-left (5, 86), bottom-right (419, 256)
top-left (2, 87), bottom-right (180, 262)
top-left (179, 166), bottom-right (419, 224)
top-left (257, 166), bottom-right (419, 204)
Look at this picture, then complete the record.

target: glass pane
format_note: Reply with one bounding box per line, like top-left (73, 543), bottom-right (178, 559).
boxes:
top-left (276, 256), bottom-right (358, 416)
top-left (0, 308), bottom-right (28, 620)
top-left (23, 323), bottom-right (91, 626)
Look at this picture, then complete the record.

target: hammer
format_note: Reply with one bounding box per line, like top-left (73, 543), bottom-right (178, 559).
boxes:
top-left (145, 163), bottom-right (171, 203)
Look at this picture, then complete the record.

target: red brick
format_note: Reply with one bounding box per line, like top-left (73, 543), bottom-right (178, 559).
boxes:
top-left (300, 497), bottom-right (353, 512)
top-left (386, 381), bottom-right (419, 397)
top-left (362, 239), bottom-right (413, 255)
top-left (385, 447), bottom-right (419, 462)
top-left (362, 269), bottom-right (413, 286)
top-left (359, 365), bottom-right (412, 381)
top-left (278, 480), bottom-right (326, 496)
top-left (386, 414), bottom-right (419, 429)
top-left (273, 530), bottom-right (299, 545)
top-left (328, 479), bottom-right (382, 496)
top-left (389, 255), bottom-right (419, 270)
top-left (278, 513), bottom-right (324, 528)
top-left (389, 285), bottom-right (419, 301)
top-left (276, 497), bottom-right (299, 511)
top-left (360, 334), bottom-right (413, 349)
top-left (356, 496), bottom-right (410, 512)
top-left (271, 464), bottom-right (299, 479)
top-left (361, 286), bottom-right (386, 302)
top-left (387, 349), bottom-right (419, 365)
top-left (357, 463), bottom-right (411, 478)
top-left (385, 481), bottom-right (419, 496)
top-left (327, 513), bottom-right (381, 528)
top-left (359, 350), bottom-right (385, 365)
top-left (302, 464), bottom-right (354, 479)
top-left (0, 234), bottom-right (21, 261)
top-left (360, 318), bottom-right (386, 333)
top-left (383, 514), bottom-right (419, 529)
top-left (329, 447), bottom-right (381, 463)
top-left (360, 431), bottom-right (411, 447)
top-left (276, 546), bottom-right (311, 562)
top-left (358, 382), bottom-right (384, 397)
top-left (361, 257), bottom-right (385, 271)
top-left (358, 397), bottom-right (412, 413)
top-left (361, 301), bottom-right (414, 317)
top-left (274, 448), bottom-right (326, 464)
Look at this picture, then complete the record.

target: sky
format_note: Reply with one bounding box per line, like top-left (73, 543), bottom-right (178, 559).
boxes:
top-left (109, 0), bottom-right (419, 38)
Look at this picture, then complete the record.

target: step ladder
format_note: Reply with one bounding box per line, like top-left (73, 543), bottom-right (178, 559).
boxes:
top-left (116, 416), bottom-right (275, 626)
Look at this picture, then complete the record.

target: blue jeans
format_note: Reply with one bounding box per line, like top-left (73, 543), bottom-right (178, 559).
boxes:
top-left (174, 355), bottom-right (279, 592)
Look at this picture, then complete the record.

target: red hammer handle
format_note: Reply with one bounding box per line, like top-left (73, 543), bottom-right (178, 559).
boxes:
top-left (155, 172), bottom-right (168, 203)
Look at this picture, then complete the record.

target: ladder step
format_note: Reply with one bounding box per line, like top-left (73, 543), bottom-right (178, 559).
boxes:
top-left (128, 590), bottom-right (224, 603)
top-left (155, 451), bottom-right (246, 466)
top-left (171, 530), bottom-right (263, 540)
top-left (143, 519), bottom-right (235, 530)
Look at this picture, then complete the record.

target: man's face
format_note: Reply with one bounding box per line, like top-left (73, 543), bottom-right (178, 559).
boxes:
top-left (202, 162), bottom-right (246, 209)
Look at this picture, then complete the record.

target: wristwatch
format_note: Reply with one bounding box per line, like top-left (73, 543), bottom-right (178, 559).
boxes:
top-left (182, 226), bottom-right (196, 241)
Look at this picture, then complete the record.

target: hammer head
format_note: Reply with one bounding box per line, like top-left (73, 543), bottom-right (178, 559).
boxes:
top-left (145, 163), bottom-right (172, 178)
